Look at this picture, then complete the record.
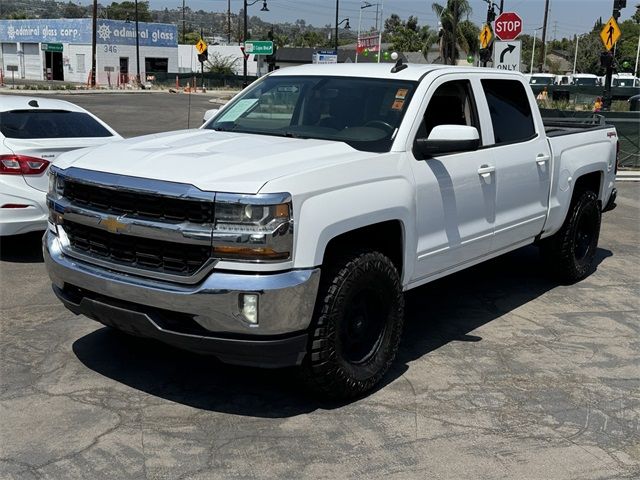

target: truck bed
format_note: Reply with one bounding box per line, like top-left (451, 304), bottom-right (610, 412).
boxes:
top-left (542, 114), bottom-right (612, 138)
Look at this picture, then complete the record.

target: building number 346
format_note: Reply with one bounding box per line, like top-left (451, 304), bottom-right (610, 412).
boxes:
top-left (103, 45), bottom-right (118, 53)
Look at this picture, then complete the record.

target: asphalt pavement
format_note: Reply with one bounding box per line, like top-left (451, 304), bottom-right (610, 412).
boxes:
top-left (0, 93), bottom-right (639, 479)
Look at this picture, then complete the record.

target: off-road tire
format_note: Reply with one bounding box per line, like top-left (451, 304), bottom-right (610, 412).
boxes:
top-left (540, 190), bottom-right (601, 284)
top-left (302, 251), bottom-right (404, 400)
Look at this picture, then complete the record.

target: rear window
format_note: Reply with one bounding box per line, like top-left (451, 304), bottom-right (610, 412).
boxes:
top-left (0, 110), bottom-right (112, 139)
top-left (481, 79), bottom-right (536, 145)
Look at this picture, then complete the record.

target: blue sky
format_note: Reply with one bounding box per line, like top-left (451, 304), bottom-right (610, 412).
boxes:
top-left (142, 0), bottom-right (637, 38)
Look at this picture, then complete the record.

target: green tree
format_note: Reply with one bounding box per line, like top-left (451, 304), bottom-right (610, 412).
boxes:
top-left (106, 1), bottom-right (152, 22)
top-left (205, 52), bottom-right (238, 75)
top-left (432, 0), bottom-right (475, 65)
top-left (62, 2), bottom-right (86, 18)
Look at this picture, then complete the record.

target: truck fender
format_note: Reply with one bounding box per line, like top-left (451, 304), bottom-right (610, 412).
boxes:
top-left (293, 178), bottom-right (416, 285)
top-left (542, 140), bottom-right (610, 238)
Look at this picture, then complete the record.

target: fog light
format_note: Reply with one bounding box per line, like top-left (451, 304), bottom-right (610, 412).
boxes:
top-left (240, 293), bottom-right (259, 325)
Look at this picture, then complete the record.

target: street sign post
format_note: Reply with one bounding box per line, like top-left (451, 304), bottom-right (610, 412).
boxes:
top-left (6, 64), bottom-right (17, 89)
top-left (479, 24), bottom-right (493, 49)
top-left (244, 40), bottom-right (274, 56)
top-left (493, 40), bottom-right (522, 71)
top-left (494, 12), bottom-right (523, 41)
top-left (41, 43), bottom-right (63, 53)
top-left (600, 16), bottom-right (621, 51)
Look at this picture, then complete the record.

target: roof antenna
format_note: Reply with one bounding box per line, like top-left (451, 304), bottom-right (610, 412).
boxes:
top-left (28, 100), bottom-right (39, 107)
top-left (390, 53), bottom-right (407, 73)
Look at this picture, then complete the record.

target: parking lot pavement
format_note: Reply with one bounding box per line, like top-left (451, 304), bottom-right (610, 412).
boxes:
top-left (1, 94), bottom-right (639, 479)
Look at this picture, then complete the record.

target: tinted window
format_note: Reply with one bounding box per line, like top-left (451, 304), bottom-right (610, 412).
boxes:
top-left (0, 110), bottom-right (113, 139)
top-left (481, 80), bottom-right (536, 145)
top-left (419, 80), bottom-right (479, 139)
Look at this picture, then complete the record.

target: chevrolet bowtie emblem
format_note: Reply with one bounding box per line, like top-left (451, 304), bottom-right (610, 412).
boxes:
top-left (100, 216), bottom-right (128, 234)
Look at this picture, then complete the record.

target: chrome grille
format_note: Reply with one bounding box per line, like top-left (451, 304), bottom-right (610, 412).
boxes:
top-left (63, 221), bottom-right (211, 277)
top-left (62, 179), bottom-right (214, 223)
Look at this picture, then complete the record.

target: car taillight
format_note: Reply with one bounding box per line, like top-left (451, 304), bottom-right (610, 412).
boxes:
top-left (0, 154), bottom-right (50, 175)
top-left (615, 140), bottom-right (619, 174)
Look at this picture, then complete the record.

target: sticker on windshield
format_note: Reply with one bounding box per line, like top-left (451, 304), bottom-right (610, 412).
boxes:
top-left (217, 98), bottom-right (259, 122)
top-left (395, 88), bottom-right (409, 100)
top-left (391, 99), bottom-right (405, 110)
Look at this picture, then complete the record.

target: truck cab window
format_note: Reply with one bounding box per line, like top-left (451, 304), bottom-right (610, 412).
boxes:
top-left (418, 80), bottom-right (479, 140)
top-left (481, 79), bottom-right (536, 145)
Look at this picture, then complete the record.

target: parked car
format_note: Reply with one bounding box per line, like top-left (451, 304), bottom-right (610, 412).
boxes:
top-left (0, 95), bottom-right (121, 236)
top-left (45, 64), bottom-right (618, 399)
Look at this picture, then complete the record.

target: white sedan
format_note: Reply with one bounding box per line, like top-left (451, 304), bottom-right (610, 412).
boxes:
top-left (0, 95), bottom-right (121, 236)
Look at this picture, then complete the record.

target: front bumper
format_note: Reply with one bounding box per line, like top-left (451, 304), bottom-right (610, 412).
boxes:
top-left (44, 231), bottom-right (320, 367)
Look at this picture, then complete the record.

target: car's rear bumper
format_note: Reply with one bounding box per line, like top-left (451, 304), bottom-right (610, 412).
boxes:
top-left (44, 230), bottom-right (320, 367)
top-left (0, 181), bottom-right (47, 236)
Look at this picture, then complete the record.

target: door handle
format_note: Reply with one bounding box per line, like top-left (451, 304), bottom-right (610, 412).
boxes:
top-left (536, 153), bottom-right (551, 166)
top-left (477, 165), bottom-right (495, 177)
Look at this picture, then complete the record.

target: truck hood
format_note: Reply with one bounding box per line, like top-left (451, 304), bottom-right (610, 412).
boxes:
top-left (55, 129), bottom-right (366, 194)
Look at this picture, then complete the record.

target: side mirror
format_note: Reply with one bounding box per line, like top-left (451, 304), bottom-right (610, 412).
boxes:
top-left (202, 108), bottom-right (219, 124)
top-left (415, 125), bottom-right (480, 157)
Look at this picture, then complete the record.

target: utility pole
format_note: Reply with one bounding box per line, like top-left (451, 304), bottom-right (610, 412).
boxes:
top-left (335, 0), bottom-right (339, 53)
top-left (538, 0), bottom-right (550, 72)
top-left (182, 0), bottom-right (186, 44)
top-left (452, 0), bottom-right (458, 65)
top-left (227, 0), bottom-right (231, 44)
top-left (91, 0), bottom-right (97, 86)
top-left (552, 21), bottom-right (558, 41)
top-left (135, 0), bottom-right (141, 87)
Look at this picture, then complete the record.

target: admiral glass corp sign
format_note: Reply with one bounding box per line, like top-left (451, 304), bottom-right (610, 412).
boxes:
top-left (0, 19), bottom-right (177, 48)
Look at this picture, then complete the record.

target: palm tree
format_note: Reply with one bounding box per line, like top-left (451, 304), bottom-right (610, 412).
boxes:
top-left (431, 0), bottom-right (476, 65)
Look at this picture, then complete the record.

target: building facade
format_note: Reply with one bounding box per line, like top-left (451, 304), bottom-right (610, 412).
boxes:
top-left (0, 19), bottom-right (178, 85)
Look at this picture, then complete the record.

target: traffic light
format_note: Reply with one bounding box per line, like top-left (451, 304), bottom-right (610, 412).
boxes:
top-left (613, 0), bottom-right (626, 19)
top-left (480, 48), bottom-right (492, 63)
top-left (600, 51), bottom-right (614, 68)
top-left (197, 48), bottom-right (208, 63)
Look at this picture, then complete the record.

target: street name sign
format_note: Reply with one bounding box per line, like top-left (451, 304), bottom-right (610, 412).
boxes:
top-left (600, 17), bottom-right (621, 51)
top-left (479, 24), bottom-right (493, 49)
top-left (41, 43), bottom-right (63, 53)
top-left (244, 40), bottom-right (274, 56)
top-left (493, 40), bottom-right (522, 71)
top-left (494, 12), bottom-right (523, 41)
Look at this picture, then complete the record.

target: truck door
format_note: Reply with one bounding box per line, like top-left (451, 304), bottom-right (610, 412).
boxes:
top-left (479, 78), bottom-right (551, 251)
top-left (408, 77), bottom-right (495, 282)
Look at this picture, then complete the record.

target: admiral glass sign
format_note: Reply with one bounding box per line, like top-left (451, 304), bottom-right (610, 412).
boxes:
top-left (0, 19), bottom-right (177, 48)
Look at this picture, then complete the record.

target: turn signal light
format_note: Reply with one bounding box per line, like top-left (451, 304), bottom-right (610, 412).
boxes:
top-left (0, 154), bottom-right (50, 175)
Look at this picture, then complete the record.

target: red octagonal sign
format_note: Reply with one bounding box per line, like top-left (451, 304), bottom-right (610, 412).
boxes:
top-left (495, 12), bottom-right (523, 41)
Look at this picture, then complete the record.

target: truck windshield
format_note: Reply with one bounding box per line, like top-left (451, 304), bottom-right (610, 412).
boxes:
top-left (204, 76), bottom-right (417, 153)
top-left (529, 76), bottom-right (554, 85)
top-left (573, 78), bottom-right (598, 86)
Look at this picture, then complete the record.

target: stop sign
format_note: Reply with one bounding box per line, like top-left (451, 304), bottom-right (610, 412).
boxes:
top-left (494, 12), bottom-right (523, 41)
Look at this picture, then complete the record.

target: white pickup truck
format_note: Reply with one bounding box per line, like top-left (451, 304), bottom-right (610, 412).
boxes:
top-left (45, 64), bottom-right (618, 398)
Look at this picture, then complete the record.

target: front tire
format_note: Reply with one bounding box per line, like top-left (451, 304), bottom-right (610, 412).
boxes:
top-left (541, 190), bottom-right (601, 284)
top-left (302, 251), bottom-right (404, 400)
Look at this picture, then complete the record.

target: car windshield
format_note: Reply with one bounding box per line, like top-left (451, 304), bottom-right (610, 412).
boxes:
top-left (0, 110), bottom-right (113, 139)
top-left (530, 76), bottom-right (554, 85)
top-left (574, 78), bottom-right (598, 86)
top-left (204, 75), bottom-right (418, 153)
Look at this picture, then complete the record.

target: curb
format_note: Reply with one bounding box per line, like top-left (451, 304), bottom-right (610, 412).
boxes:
top-left (616, 171), bottom-right (640, 182)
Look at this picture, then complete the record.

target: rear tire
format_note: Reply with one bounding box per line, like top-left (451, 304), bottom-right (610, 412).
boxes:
top-left (540, 190), bottom-right (601, 284)
top-left (302, 251), bottom-right (404, 400)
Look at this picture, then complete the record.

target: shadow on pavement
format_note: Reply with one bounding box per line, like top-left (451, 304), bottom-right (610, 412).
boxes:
top-left (73, 245), bottom-right (612, 417)
top-left (0, 231), bottom-right (45, 263)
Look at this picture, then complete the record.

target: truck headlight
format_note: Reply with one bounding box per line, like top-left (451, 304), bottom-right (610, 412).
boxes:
top-left (212, 193), bottom-right (293, 262)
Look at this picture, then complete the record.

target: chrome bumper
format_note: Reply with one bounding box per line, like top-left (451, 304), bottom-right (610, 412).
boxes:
top-left (44, 230), bottom-right (320, 337)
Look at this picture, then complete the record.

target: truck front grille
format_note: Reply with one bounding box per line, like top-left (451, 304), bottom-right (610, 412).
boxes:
top-left (64, 221), bottom-right (211, 277)
top-left (63, 179), bottom-right (214, 223)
